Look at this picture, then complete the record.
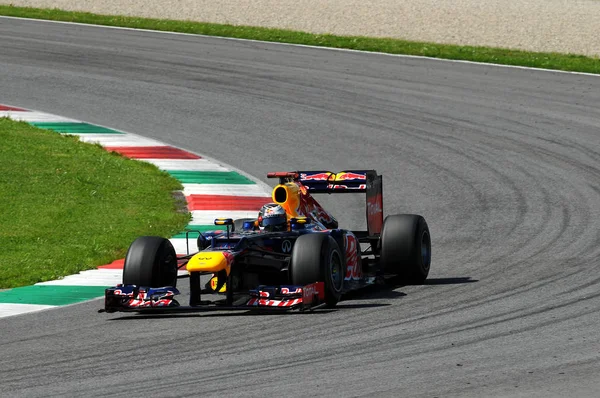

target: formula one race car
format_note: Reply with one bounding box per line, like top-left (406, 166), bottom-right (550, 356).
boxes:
top-left (103, 170), bottom-right (431, 314)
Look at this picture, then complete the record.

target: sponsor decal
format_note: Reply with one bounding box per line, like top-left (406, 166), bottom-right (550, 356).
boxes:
top-left (297, 193), bottom-right (337, 226)
top-left (328, 184), bottom-right (367, 190)
top-left (334, 172), bottom-right (366, 181)
top-left (113, 289), bottom-right (134, 297)
top-left (281, 240), bottom-right (292, 253)
top-left (366, 193), bottom-right (383, 234)
top-left (344, 233), bottom-right (362, 280)
top-left (301, 282), bottom-right (324, 305)
top-left (246, 298), bottom-right (302, 307)
top-left (280, 287), bottom-right (302, 295)
top-left (367, 197), bottom-right (382, 216)
top-left (122, 288), bottom-right (177, 308)
top-left (209, 276), bottom-right (227, 293)
top-left (302, 284), bottom-right (316, 304)
top-left (366, 175), bottom-right (383, 235)
top-left (300, 171), bottom-right (366, 182)
top-left (300, 172), bottom-right (333, 181)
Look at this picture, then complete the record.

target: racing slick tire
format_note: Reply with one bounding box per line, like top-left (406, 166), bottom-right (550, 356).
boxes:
top-left (122, 236), bottom-right (178, 288)
top-left (291, 233), bottom-right (345, 308)
top-left (380, 214), bottom-right (431, 284)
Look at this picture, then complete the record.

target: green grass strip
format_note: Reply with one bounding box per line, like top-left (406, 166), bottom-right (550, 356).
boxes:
top-left (166, 170), bottom-right (255, 184)
top-left (29, 122), bottom-right (124, 134)
top-left (0, 285), bottom-right (107, 305)
top-left (0, 5), bottom-right (598, 74)
top-left (0, 118), bottom-right (190, 289)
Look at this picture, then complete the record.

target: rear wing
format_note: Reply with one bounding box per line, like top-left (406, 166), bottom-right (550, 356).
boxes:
top-left (267, 170), bottom-right (384, 235)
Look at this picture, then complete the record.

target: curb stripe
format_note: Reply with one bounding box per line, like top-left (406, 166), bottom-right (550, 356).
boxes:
top-left (77, 134), bottom-right (166, 147)
top-left (29, 122), bottom-right (125, 134)
top-left (186, 194), bottom-right (270, 210)
top-left (0, 105), bottom-right (272, 318)
top-left (146, 160), bottom-right (230, 172)
top-left (170, 238), bottom-right (202, 256)
top-left (36, 269), bottom-right (124, 286)
top-left (0, 105), bottom-right (26, 111)
top-left (97, 259), bottom-right (125, 269)
top-left (0, 110), bottom-right (77, 122)
top-left (0, 304), bottom-right (55, 317)
top-left (0, 285), bottom-right (107, 306)
top-left (167, 170), bottom-right (255, 184)
top-left (190, 210), bottom-right (258, 225)
top-left (182, 183), bottom-right (269, 196)
top-left (104, 146), bottom-right (202, 159)
top-left (171, 225), bottom-right (226, 239)
top-left (97, 258), bottom-right (190, 272)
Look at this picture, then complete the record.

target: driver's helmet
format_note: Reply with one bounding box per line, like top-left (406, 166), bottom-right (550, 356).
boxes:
top-left (258, 203), bottom-right (288, 232)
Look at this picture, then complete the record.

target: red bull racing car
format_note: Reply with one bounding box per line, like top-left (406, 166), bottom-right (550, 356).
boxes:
top-left (102, 170), bottom-right (432, 314)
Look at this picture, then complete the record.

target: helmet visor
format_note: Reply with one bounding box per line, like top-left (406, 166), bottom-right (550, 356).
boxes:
top-left (262, 215), bottom-right (287, 226)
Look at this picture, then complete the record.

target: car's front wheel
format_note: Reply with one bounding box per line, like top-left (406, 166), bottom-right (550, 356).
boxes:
top-left (291, 233), bottom-right (345, 307)
top-left (122, 236), bottom-right (177, 287)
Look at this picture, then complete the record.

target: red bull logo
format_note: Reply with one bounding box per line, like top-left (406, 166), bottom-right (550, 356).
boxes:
top-left (301, 171), bottom-right (366, 181)
top-left (300, 172), bottom-right (334, 181)
top-left (334, 172), bottom-right (366, 181)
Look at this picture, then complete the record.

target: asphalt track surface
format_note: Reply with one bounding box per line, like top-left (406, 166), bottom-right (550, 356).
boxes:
top-left (2, 17), bottom-right (600, 397)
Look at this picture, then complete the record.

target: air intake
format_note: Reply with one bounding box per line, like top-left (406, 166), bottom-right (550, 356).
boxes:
top-left (273, 186), bottom-right (287, 203)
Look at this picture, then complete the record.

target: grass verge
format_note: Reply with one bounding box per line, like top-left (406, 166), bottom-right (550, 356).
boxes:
top-left (0, 118), bottom-right (190, 288)
top-left (0, 5), bottom-right (599, 74)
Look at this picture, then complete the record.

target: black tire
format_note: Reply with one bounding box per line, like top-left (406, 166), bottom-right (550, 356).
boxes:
top-left (122, 236), bottom-right (178, 288)
top-left (291, 233), bottom-right (345, 307)
top-left (380, 214), bottom-right (431, 284)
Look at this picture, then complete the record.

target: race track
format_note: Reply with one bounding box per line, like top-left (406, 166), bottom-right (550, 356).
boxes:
top-left (1, 17), bottom-right (600, 397)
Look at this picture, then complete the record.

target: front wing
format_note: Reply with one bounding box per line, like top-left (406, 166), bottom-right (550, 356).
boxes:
top-left (101, 282), bottom-right (326, 314)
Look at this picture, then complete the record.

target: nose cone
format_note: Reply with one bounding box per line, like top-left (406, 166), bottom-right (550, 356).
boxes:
top-left (187, 251), bottom-right (231, 274)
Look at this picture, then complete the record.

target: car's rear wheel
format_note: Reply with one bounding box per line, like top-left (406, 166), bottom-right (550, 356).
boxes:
top-left (380, 214), bottom-right (431, 284)
top-left (122, 236), bottom-right (178, 288)
top-left (291, 233), bottom-right (345, 307)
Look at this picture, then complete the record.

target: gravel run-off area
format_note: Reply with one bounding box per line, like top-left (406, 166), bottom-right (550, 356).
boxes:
top-left (2, 0), bottom-right (600, 57)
